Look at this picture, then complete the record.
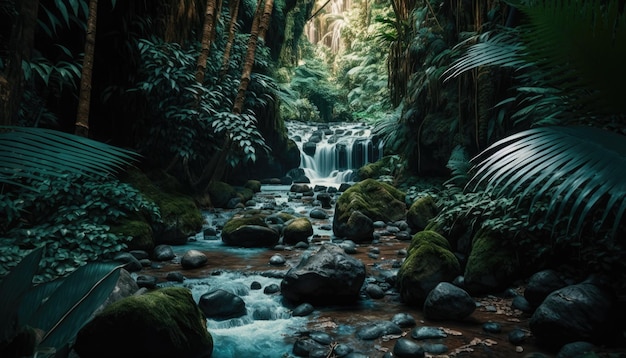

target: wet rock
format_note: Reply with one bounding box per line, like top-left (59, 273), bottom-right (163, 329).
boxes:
top-left (508, 328), bottom-right (527, 344)
top-left (281, 244), bottom-right (366, 304)
top-left (129, 250), bottom-right (149, 260)
top-left (292, 302), bottom-right (315, 317)
top-left (292, 337), bottom-right (325, 357)
top-left (483, 322), bottom-right (502, 333)
top-left (422, 343), bottom-right (448, 354)
top-left (524, 269), bottom-right (567, 308)
top-left (391, 313), bottom-right (416, 328)
top-left (365, 284), bottom-right (385, 299)
top-left (423, 282), bottom-right (476, 321)
top-left (250, 281), bottom-right (262, 290)
top-left (136, 274), bottom-right (158, 289)
top-left (263, 283), bottom-right (280, 294)
top-left (166, 271), bottom-right (185, 282)
top-left (556, 341), bottom-right (596, 358)
top-left (529, 279), bottom-right (618, 349)
top-left (309, 331), bottom-right (334, 345)
top-left (222, 224), bottom-right (280, 248)
top-left (283, 217), bottom-right (314, 245)
top-left (393, 338), bottom-right (425, 358)
top-left (316, 193), bottom-right (333, 208)
top-left (199, 289), bottom-right (246, 320)
top-left (152, 244), bottom-right (175, 261)
top-left (310, 208), bottom-right (329, 219)
top-left (269, 254), bottom-right (286, 266)
top-left (356, 320), bottom-right (402, 340)
top-left (181, 249), bottom-right (208, 269)
top-left (410, 326), bottom-right (447, 340)
top-left (332, 343), bottom-right (354, 357)
top-left (512, 295), bottom-right (533, 313)
top-left (114, 252), bottom-right (142, 272)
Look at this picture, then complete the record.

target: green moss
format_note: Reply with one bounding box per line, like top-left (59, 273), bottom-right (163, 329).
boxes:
top-left (400, 242), bottom-right (460, 276)
top-left (207, 181), bottom-right (238, 208)
top-left (236, 187), bottom-right (254, 202)
top-left (356, 156), bottom-right (400, 180)
top-left (336, 179), bottom-right (406, 223)
top-left (464, 228), bottom-right (520, 293)
top-left (244, 180), bottom-right (262, 193)
top-left (110, 219), bottom-right (154, 251)
top-left (286, 217), bottom-right (312, 232)
top-left (123, 168), bottom-right (203, 236)
top-left (276, 212), bottom-right (296, 222)
top-left (407, 230), bottom-right (451, 254)
top-left (94, 287), bottom-right (212, 350)
top-left (407, 195), bottom-right (439, 231)
top-left (222, 215), bottom-right (268, 235)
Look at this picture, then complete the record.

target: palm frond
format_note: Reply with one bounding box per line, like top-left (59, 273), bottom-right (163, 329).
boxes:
top-left (0, 126), bottom-right (140, 191)
top-left (443, 30), bottom-right (528, 81)
top-left (467, 126), bottom-right (626, 240)
top-left (519, 0), bottom-right (626, 116)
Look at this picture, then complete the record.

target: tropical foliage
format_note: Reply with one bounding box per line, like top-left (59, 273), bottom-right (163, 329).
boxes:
top-left (0, 247), bottom-right (122, 358)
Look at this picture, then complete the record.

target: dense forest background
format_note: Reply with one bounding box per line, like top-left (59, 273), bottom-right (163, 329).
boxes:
top-left (1, 0), bottom-right (626, 355)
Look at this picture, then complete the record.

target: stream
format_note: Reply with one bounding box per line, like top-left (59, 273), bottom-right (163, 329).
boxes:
top-left (139, 122), bottom-right (555, 357)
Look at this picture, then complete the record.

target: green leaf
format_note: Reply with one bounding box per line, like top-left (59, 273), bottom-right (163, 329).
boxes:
top-left (25, 262), bottom-right (123, 349)
top-left (0, 247), bottom-right (43, 342)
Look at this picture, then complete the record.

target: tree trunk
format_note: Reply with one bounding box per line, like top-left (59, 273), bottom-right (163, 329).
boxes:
top-left (75, 0), bottom-right (98, 137)
top-left (232, 0), bottom-right (271, 114)
top-left (0, 0), bottom-right (39, 126)
top-left (220, 0), bottom-right (241, 77)
top-left (195, 0), bottom-right (218, 83)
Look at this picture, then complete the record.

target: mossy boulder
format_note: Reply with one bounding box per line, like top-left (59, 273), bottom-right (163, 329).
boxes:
top-left (356, 155), bottom-right (399, 180)
top-left (221, 213), bottom-right (280, 247)
top-left (244, 180), bottom-right (262, 193)
top-left (74, 287), bottom-right (213, 358)
top-left (123, 168), bottom-right (203, 245)
top-left (463, 228), bottom-right (520, 295)
top-left (407, 195), bottom-right (439, 233)
top-left (407, 230), bottom-right (451, 254)
top-left (283, 217), bottom-right (314, 245)
top-left (397, 230), bottom-right (461, 306)
top-left (207, 181), bottom-right (238, 208)
top-left (333, 179), bottom-right (406, 242)
top-left (111, 219), bottom-right (154, 251)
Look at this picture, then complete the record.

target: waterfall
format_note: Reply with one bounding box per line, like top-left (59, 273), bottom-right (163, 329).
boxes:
top-left (287, 121), bottom-right (384, 186)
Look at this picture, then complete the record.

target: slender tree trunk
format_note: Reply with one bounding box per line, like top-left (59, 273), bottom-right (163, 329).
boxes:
top-left (1, 0), bottom-right (39, 126)
top-left (220, 0), bottom-right (240, 77)
top-left (195, 0), bottom-right (218, 83)
top-left (232, 0), bottom-right (271, 114)
top-left (75, 0), bottom-right (98, 137)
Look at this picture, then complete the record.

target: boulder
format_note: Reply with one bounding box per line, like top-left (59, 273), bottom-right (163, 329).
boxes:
top-left (524, 269), bottom-right (568, 307)
top-left (283, 217), bottom-right (314, 245)
top-left (463, 228), bottom-right (520, 295)
top-left (423, 282), bottom-right (476, 321)
top-left (529, 279), bottom-right (618, 349)
top-left (406, 195), bottom-right (439, 233)
top-left (181, 249), bottom-right (208, 269)
top-left (280, 243), bottom-right (366, 304)
top-left (397, 231), bottom-right (460, 306)
top-left (221, 214), bottom-right (280, 247)
top-left (74, 287), bottom-right (213, 358)
top-left (198, 289), bottom-right (247, 320)
top-left (332, 179), bottom-right (406, 242)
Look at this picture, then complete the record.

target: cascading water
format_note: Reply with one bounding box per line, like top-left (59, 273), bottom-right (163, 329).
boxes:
top-left (287, 121), bottom-right (384, 186)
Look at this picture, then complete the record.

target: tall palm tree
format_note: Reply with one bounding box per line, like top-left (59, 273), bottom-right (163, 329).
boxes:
top-left (444, 0), bottom-right (626, 240)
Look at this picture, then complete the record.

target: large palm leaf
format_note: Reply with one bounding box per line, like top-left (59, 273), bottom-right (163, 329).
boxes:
top-left (0, 126), bottom-right (140, 192)
top-left (467, 126), bottom-right (626, 240)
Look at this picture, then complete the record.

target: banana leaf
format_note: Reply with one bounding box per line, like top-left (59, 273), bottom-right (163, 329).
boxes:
top-left (0, 247), bottom-right (43, 343)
